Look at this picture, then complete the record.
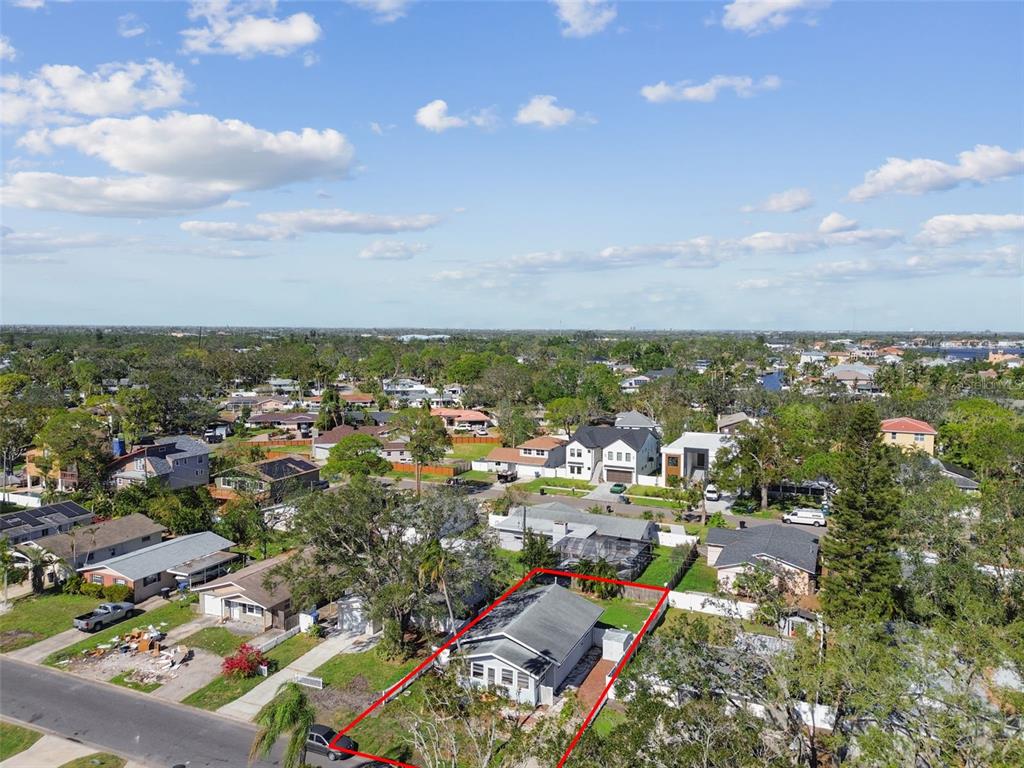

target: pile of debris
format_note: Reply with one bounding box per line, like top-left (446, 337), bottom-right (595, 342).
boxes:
top-left (81, 625), bottom-right (167, 659)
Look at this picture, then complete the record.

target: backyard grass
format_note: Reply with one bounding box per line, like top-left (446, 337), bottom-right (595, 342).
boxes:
top-left (180, 626), bottom-right (252, 657)
top-left (493, 548), bottom-right (526, 585)
top-left (58, 754), bottom-right (126, 768)
top-left (592, 705), bottom-right (627, 738)
top-left (635, 545), bottom-right (688, 588)
top-left (455, 469), bottom-right (496, 482)
top-left (0, 592), bottom-right (100, 653)
top-left (385, 470), bottom-right (448, 482)
top-left (0, 721), bottom-right (43, 760)
top-left (586, 596), bottom-right (656, 633)
top-left (677, 557), bottom-right (718, 594)
top-left (231, 529), bottom-right (298, 561)
top-left (181, 632), bottom-right (322, 711)
top-left (45, 598), bottom-right (198, 667)
top-left (447, 443), bottom-right (496, 461)
top-left (313, 649), bottom-right (420, 693)
top-left (109, 671), bottom-right (162, 693)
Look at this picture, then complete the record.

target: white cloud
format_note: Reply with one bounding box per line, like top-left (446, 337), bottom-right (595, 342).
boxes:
top-left (0, 36), bottom-right (16, 62)
top-left (470, 107), bottom-right (500, 130)
top-left (0, 172), bottom-right (232, 217)
top-left (818, 212), bottom-right (858, 233)
top-left (415, 99), bottom-right (467, 132)
top-left (742, 187), bottom-right (813, 213)
top-left (738, 227), bottom-right (901, 254)
top-left (552, 0), bottom-right (617, 38)
top-left (302, 51), bottom-right (318, 67)
top-left (2, 59), bottom-right (189, 126)
top-left (641, 74), bottom-right (781, 103)
top-left (258, 208), bottom-right (442, 234)
top-left (809, 247), bottom-right (1022, 282)
top-left (722, 0), bottom-right (830, 36)
top-left (20, 112), bottom-right (354, 191)
top-left (10, 0), bottom-right (45, 9)
top-left (346, 0), bottom-right (413, 23)
top-left (180, 221), bottom-right (292, 241)
top-left (915, 213), bottom-right (1024, 246)
top-left (848, 144), bottom-right (1024, 201)
top-left (117, 13), bottom-right (148, 38)
top-left (182, 0), bottom-right (321, 58)
top-left (515, 95), bottom-right (580, 128)
top-left (0, 226), bottom-right (125, 255)
top-left (358, 240), bottom-right (428, 260)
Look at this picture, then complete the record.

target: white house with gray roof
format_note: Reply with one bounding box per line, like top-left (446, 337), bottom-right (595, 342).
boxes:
top-left (460, 583), bottom-right (603, 706)
top-left (559, 425), bottom-right (660, 484)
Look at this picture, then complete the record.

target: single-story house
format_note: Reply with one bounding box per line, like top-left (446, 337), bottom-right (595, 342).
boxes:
top-left (212, 455), bottom-right (321, 504)
top-left (312, 424), bottom-right (394, 461)
top-left (24, 513), bottom-right (166, 572)
top-left (661, 431), bottom-right (733, 485)
top-left (460, 583), bottom-right (603, 706)
top-left (431, 408), bottom-right (490, 429)
top-left (933, 458), bottom-right (980, 493)
top-left (108, 435), bottom-right (211, 490)
top-left (614, 410), bottom-right (660, 432)
top-left (0, 501), bottom-right (93, 545)
top-left (824, 363), bottom-right (879, 393)
top-left (560, 425), bottom-right (660, 484)
top-left (193, 553), bottom-right (296, 630)
top-left (339, 392), bottom-right (376, 406)
top-left (716, 412), bottom-right (754, 435)
top-left (78, 531), bottom-right (237, 601)
top-left (706, 524), bottom-right (820, 597)
top-left (246, 412), bottom-right (317, 434)
top-left (476, 436), bottom-right (567, 477)
top-left (880, 417), bottom-right (937, 456)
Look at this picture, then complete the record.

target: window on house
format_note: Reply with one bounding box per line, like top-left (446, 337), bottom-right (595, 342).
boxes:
top-left (625, 453), bottom-right (632, 462)
top-left (522, 448), bottom-right (532, 455)
top-left (134, 458), bottom-right (144, 471)
top-left (114, 578), bottom-right (127, 586)
top-left (142, 574), bottom-right (160, 586)
top-left (471, 663), bottom-right (484, 679)
top-left (616, 452), bottom-right (623, 461)
top-left (914, 434), bottom-right (924, 442)
top-left (516, 673), bottom-right (529, 690)
top-left (91, 574), bottom-right (103, 585)
top-left (141, 535), bottom-right (151, 542)
top-left (242, 603), bottom-right (262, 615)
top-left (501, 669), bottom-right (514, 686)
top-left (606, 451), bottom-right (613, 461)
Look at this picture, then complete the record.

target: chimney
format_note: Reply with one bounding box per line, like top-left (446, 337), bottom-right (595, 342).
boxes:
top-left (551, 521), bottom-right (569, 543)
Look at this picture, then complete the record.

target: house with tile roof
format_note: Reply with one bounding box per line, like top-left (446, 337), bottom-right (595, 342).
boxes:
top-left (108, 435), bottom-right (211, 490)
top-left (459, 583), bottom-right (604, 706)
top-left (706, 524), bottom-right (820, 596)
top-left (880, 417), bottom-right (937, 456)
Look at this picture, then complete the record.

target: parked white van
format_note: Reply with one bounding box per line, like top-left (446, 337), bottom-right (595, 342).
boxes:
top-left (782, 507), bottom-right (827, 527)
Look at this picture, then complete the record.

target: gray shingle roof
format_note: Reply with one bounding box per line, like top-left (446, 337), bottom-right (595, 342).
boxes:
top-left (464, 638), bottom-right (552, 677)
top-left (502, 502), bottom-right (656, 542)
top-left (466, 583), bottom-right (603, 666)
top-left (80, 531), bottom-right (234, 581)
top-left (615, 410), bottom-right (658, 429)
top-left (31, 513), bottom-right (166, 562)
top-left (707, 524), bottom-right (820, 574)
top-left (570, 425), bottom-right (655, 452)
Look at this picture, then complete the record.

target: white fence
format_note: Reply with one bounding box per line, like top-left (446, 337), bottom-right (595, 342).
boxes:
top-left (293, 674), bottom-right (324, 690)
top-left (253, 625), bottom-right (301, 653)
top-left (668, 590), bottom-right (758, 620)
top-left (0, 492), bottom-right (41, 508)
top-left (634, 474), bottom-right (663, 488)
top-left (657, 531), bottom-right (698, 548)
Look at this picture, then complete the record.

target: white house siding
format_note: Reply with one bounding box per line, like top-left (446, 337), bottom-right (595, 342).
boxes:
top-left (562, 442), bottom-right (595, 480)
top-left (550, 627), bottom-right (595, 691)
top-left (465, 654), bottom-right (538, 705)
top-left (202, 593), bottom-right (222, 616)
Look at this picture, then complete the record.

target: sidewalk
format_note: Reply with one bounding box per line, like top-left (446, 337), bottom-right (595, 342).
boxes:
top-left (0, 732), bottom-right (150, 768)
top-left (217, 631), bottom-right (366, 721)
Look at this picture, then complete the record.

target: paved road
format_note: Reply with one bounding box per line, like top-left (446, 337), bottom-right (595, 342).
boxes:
top-left (0, 657), bottom-right (365, 767)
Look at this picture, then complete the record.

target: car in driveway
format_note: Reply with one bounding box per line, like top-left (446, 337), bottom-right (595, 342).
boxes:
top-left (609, 483), bottom-right (627, 495)
top-left (704, 484), bottom-right (721, 502)
top-left (73, 602), bottom-right (135, 632)
top-left (782, 507), bottom-right (827, 527)
top-left (306, 724), bottom-right (357, 761)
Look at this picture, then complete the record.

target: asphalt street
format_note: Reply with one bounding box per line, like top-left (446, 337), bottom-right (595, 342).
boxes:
top-left (0, 657), bottom-right (370, 767)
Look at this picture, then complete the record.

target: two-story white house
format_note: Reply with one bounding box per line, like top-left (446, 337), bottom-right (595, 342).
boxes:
top-left (561, 426), bottom-right (660, 485)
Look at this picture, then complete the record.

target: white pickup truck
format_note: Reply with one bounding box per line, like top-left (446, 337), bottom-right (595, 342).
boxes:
top-left (73, 602), bottom-right (136, 632)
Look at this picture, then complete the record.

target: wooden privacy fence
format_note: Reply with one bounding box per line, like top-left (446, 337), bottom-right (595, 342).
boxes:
top-left (451, 435), bottom-right (502, 445)
top-left (245, 438), bottom-right (312, 448)
top-left (390, 460), bottom-right (470, 477)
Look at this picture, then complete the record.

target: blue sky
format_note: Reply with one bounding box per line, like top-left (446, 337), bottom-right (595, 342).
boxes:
top-left (1, 0), bottom-right (1022, 331)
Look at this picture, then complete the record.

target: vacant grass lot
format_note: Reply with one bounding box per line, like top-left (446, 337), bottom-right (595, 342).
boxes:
top-left (314, 649), bottom-right (420, 693)
top-left (45, 599), bottom-right (198, 667)
top-left (109, 671), bottom-right (161, 693)
top-left (0, 593), bottom-right (100, 653)
top-left (181, 632), bottom-right (322, 711)
top-left (677, 557), bottom-right (718, 593)
top-left (447, 443), bottom-right (496, 461)
top-left (180, 626), bottom-right (252, 657)
top-left (0, 721), bottom-right (43, 760)
top-left (59, 754), bottom-right (126, 768)
top-left (521, 477), bottom-right (594, 492)
top-left (455, 469), bottom-right (496, 482)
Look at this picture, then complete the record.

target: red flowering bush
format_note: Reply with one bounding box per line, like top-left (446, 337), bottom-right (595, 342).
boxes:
top-left (221, 643), bottom-right (269, 678)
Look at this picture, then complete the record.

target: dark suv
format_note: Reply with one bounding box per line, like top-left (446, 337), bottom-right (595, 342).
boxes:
top-left (306, 724), bottom-right (357, 761)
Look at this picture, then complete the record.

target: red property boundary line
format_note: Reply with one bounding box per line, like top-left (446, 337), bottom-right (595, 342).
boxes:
top-left (327, 567), bottom-right (670, 767)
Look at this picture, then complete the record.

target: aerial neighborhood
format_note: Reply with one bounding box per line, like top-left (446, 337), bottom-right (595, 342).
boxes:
top-left (1, 329), bottom-right (1021, 767)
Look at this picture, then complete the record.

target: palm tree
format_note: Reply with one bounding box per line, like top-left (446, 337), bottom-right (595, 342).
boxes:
top-left (418, 539), bottom-right (461, 647)
top-left (590, 558), bottom-right (621, 599)
top-left (249, 682), bottom-right (316, 768)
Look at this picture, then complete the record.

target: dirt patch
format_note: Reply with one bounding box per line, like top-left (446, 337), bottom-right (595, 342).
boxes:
top-left (0, 629), bottom-right (39, 650)
top-left (310, 673), bottom-right (376, 714)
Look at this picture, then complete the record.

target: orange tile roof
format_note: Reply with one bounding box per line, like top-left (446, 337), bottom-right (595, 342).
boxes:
top-left (880, 417), bottom-right (937, 435)
top-left (484, 447), bottom-right (547, 466)
top-left (431, 408), bottom-right (489, 421)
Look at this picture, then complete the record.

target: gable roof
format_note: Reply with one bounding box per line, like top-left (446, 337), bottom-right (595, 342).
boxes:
top-left (880, 417), bottom-right (937, 435)
top-left (0, 501), bottom-right (93, 539)
top-left (716, 412), bottom-right (751, 430)
top-left (218, 455), bottom-right (319, 482)
top-left (194, 552), bottom-right (292, 609)
top-left (112, 435), bottom-right (211, 477)
top-left (519, 435), bottom-right (567, 450)
top-left (614, 410), bottom-right (658, 429)
top-left (79, 531), bottom-right (235, 580)
top-left (31, 513), bottom-right (166, 561)
top-left (465, 583), bottom-right (602, 666)
top-left (570, 425), bottom-right (655, 452)
top-left (497, 501), bottom-right (655, 542)
top-left (707, 524), bottom-right (820, 574)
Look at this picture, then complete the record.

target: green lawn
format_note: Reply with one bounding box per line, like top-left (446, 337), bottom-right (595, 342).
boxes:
top-left (493, 548), bottom-right (526, 585)
top-left (586, 596), bottom-right (656, 632)
top-left (635, 546), bottom-right (687, 587)
top-left (385, 470), bottom-right (448, 482)
top-left (447, 443), bottom-right (496, 461)
top-left (520, 477), bottom-right (594, 493)
top-left (180, 627), bottom-right (252, 657)
top-left (625, 485), bottom-right (677, 499)
top-left (231, 530), bottom-right (298, 561)
top-left (181, 632), bottom-right (322, 711)
top-left (0, 593), bottom-right (101, 653)
top-left (591, 706), bottom-right (627, 738)
top-left (45, 598), bottom-right (199, 667)
top-left (313, 649), bottom-right (420, 693)
top-left (0, 721), bottom-right (43, 760)
top-left (58, 754), bottom-right (126, 768)
top-left (677, 557), bottom-right (718, 593)
top-left (109, 671), bottom-right (161, 693)
top-left (455, 469), bottom-right (496, 482)
top-left (627, 495), bottom-right (685, 510)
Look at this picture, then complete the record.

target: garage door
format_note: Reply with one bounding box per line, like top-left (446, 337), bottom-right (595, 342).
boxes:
top-left (606, 469), bottom-right (633, 483)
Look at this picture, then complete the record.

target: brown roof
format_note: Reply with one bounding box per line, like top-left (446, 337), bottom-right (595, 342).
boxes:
top-left (431, 408), bottom-right (489, 422)
top-left (519, 436), bottom-right (567, 450)
top-left (314, 424), bottom-right (390, 446)
top-left (32, 514), bottom-right (166, 561)
top-left (485, 447), bottom-right (547, 466)
top-left (340, 392), bottom-right (375, 403)
top-left (197, 553), bottom-right (293, 609)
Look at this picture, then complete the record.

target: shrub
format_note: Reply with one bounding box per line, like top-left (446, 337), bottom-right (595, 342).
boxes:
top-left (707, 511), bottom-right (728, 529)
top-left (62, 575), bottom-right (84, 595)
top-left (103, 584), bottom-right (133, 603)
top-left (305, 623), bottom-right (325, 639)
top-left (222, 643), bottom-right (269, 678)
top-left (80, 582), bottom-right (104, 598)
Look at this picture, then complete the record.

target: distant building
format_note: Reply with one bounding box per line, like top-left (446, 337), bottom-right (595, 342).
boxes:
top-left (108, 436), bottom-right (211, 490)
top-left (707, 524), bottom-right (820, 597)
top-left (212, 454), bottom-right (321, 504)
top-left (0, 501), bottom-right (93, 545)
top-left (880, 417), bottom-right (937, 456)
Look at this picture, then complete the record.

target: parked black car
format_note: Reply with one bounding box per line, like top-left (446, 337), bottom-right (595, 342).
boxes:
top-left (306, 724), bottom-right (357, 761)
